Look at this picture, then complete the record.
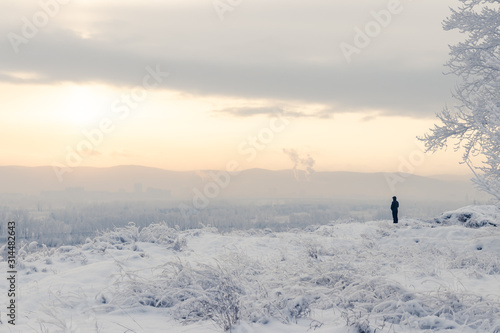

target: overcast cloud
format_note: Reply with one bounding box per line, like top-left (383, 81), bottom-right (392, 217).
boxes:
top-left (1, 0), bottom-right (460, 118)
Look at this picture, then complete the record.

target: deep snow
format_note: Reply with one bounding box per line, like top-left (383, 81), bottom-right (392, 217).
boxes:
top-left (1, 206), bottom-right (500, 332)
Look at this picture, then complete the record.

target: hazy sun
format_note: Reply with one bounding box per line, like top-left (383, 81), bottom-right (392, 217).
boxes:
top-left (64, 85), bottom-right (107, 126)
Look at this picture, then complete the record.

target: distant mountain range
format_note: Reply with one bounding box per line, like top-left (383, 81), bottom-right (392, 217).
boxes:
top-left (0, 165), bottom-right (486, 202)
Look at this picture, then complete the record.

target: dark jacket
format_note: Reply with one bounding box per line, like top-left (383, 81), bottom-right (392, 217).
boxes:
top-left (391, 200), bottom-right (399, 211)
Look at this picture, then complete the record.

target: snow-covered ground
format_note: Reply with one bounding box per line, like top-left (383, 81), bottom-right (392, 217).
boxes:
top-left (1, 206), bottom-right (500, 332)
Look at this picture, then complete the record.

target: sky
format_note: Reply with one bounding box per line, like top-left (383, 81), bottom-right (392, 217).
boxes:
top-left (0, 0), bottom-right (471, 175)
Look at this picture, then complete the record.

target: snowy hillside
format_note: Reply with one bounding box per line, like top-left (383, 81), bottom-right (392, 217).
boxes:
top-left (1, 206), bottom-right (500, 332)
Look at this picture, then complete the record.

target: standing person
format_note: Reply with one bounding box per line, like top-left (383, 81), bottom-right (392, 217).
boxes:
top-left (391, 196), bottom-right (399, 224)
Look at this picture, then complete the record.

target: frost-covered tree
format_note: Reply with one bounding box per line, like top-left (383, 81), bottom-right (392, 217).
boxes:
top-left (420, 0), bottom-right (500, 201)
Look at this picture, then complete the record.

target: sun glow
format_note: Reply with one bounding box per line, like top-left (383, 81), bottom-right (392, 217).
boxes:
top-left (63, 85), bottom-right (108, 126)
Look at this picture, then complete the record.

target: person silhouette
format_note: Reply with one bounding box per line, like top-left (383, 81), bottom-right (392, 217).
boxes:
top-left (391, 196), bottom-right (399, 224)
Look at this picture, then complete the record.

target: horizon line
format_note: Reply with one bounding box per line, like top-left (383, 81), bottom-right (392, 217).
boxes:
top-left (0, 164), bottom-right (472, 178)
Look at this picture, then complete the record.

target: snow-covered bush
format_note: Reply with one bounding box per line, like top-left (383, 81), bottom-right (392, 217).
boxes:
top-left (87, 222), bottom-right (186, 252)
top-left (137, 223), bottom-right (185, 247)
top-left (332, 274), bottom-right (500, 331)
top-left (198, 266), bottom-right (242, 331)
top-left (255, 290), bottom-right (313, 325)
top-left (449, 251), bottom-right (500, 275)
top-left (107, 260), bottom-right (243, 331)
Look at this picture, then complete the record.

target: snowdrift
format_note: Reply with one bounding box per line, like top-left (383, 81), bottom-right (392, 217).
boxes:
top-left (433, 205), bottom-right (499, 228)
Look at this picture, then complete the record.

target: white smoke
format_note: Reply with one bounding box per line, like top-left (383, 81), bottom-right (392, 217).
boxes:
top-left (283, 148), bottom-right (316, 180)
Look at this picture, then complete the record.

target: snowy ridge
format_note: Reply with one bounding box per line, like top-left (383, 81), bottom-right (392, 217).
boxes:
top-left (1, 206), bottom-right (500, 332)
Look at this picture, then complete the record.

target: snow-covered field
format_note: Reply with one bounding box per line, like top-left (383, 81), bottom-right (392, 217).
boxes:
top-left (1, 206), bottom-right (500, 333)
